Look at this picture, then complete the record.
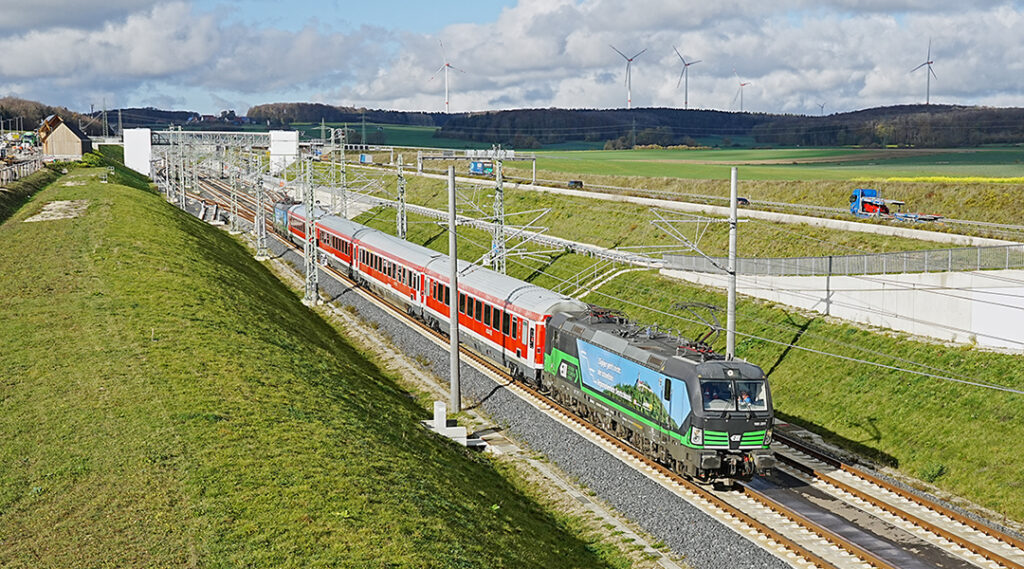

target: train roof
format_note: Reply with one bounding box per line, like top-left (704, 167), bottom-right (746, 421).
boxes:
top-left (552, 312), bottom-right (766, 382)
top-left (292, 205), bottom-right (588, 319)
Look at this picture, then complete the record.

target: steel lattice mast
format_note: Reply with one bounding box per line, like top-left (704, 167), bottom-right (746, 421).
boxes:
top-left (491, 156), bottom-right (505, 273)
top-left (254, 156), bottom-right (268, 260)
top-left (302, 157), bottom-right (319, 306)
top-left (396, 153), bottom-right (407, 239)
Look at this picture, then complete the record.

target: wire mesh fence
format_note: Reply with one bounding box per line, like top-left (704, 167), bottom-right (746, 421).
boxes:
top-left (664, 244), bottom-right (1024, 276)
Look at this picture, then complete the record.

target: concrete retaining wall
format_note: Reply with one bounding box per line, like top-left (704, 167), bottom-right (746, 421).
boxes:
top-left (663, 268), bottom-right (1024, 351)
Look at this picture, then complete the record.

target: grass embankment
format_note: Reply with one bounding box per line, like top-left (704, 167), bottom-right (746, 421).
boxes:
top-left (486, 149), bottom-right (1024, 232)
top-left (352, 168), bottom-right (958, 258)
top-left (366, 152), bottom-right (1024, 238)
top-left (0, 166), bottom-right (61, 223)
top-left (0, 167), bottom-right (631, 568)
top-left (357, 207), bottom-right (1024, 523)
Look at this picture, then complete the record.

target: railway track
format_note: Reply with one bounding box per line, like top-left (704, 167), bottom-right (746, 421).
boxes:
top-left (191, 174), bottom-right (1024, 569)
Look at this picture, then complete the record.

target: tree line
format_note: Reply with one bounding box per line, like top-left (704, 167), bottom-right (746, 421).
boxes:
top-left (246, 102), bottom-right (447, 128)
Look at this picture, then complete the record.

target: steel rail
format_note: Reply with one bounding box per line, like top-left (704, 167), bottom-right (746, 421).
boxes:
top-left (776, 433), bottom-right (1024, 566)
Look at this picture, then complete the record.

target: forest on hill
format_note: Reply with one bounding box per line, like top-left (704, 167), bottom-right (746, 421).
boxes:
top-left (438, 104), bottom-right (1024, 148)
top-left (246, 102), bottom-right (447, 128)
top-left (245, 102), bottom-right (1024, 148)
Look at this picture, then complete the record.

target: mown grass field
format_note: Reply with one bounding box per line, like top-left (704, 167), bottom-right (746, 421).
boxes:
top-left (0, 166), bottom-right (635, 568)
top-left (355, 205), bottom-right (1024, 523)
top-left (508, 147), bottom-right (1024, 182)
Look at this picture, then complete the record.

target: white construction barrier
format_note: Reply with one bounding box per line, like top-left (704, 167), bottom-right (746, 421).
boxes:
top-left (269, 130), bottom-right (299, 174)
top-left (123, 128), bottom-right (152, 176)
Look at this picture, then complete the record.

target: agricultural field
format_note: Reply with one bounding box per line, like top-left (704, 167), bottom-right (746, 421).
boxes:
top-left (359, 171), bottom-right (954, 258)
top-left (503, 146), bottom-right (1024, 183)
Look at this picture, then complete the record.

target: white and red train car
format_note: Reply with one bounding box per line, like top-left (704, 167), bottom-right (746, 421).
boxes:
top-left (277, 203), bottom-right (588, 380)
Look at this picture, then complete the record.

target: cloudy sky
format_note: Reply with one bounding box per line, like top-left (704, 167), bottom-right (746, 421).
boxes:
top-left (2, 0), bottom-right (1023, 116)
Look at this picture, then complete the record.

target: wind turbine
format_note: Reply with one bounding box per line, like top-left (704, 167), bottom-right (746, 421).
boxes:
top-left (732, 69), bottom-right (751, 112)
top-left (429, 40), bottom-right (464, 113)
top-left (910, 38), bottom-right (937, 105)
top-left (818, 102), bottom-right (826, 116)
top-left (673, 46), bottom-right (701, 110)
top-left (610, 45), bottom-right (647, 109)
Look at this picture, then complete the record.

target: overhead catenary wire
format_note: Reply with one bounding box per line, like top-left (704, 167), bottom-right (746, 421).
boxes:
top-left (413, 208), bottom-right (1024, 394)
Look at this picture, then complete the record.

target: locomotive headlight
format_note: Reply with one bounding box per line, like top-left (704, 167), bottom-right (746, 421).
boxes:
top-left (764, 427), bottom-right (773, 445)
top-left (690, 427), bottom-right (703, 445)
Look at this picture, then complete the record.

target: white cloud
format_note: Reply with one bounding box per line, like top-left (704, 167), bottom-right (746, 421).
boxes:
top-left (0, 0), bottom-right (161, 32)
top-left (2, 0), bottom-right (1023, 115)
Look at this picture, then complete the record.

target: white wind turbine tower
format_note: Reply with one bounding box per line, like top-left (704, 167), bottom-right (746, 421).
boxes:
top-left (610, 45), bottom-right (647, 109)
top-left (673, 46), bottom-right (701, 110)
top-left (910, 38), bottom-right (937, 105)
top-left (430, 40), bottom-right (465, 113)
top-left (732, 69), bottom-right (751, 112)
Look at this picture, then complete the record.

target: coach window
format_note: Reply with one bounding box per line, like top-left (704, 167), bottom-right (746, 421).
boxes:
top-left (483, 305), bottom-right (491, 327)
top-left (459, 293), bottom-right (466, 314)
top-left (474, 299), bottom-right (482, 321)
top-left (502, 312), bottom-right (510, 335)
top-left (511, 317), bottom-right (518, 340)
top-left (492, 310), bottom-right (500, 331)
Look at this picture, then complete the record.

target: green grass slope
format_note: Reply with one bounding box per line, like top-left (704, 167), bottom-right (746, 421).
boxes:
top-left (0, 168), bottom-right (626, 568)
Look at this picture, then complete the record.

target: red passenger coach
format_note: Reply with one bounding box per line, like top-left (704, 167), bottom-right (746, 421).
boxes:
top-left (284, 204), bottom-right (588, 380)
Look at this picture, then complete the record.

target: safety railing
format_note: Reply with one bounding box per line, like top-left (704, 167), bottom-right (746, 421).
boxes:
top-left (664, 244), bottom-right (1024, 276)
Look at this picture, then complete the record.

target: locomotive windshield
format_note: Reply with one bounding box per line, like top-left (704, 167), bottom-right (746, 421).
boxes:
top-left (701, 379), bottom-right (768, 412)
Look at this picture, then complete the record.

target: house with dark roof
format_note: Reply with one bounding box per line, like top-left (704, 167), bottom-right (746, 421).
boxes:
top-left (39, 115), bottom-right (92, 160)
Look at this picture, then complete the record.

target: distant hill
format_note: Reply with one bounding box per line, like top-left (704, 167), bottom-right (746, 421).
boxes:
top-left (0, 98), bottom-right (198, 136)
top-left (112, 107), bottom-right (199, 128)
top-left (437, 104), bottom-right (1024, 148)
top-left (0, 97), bottom-right (98, 136)
top-left (245, 102), bottom-right (1024, 149)
top-left (246, 102), bottom-right (447, 128)
top-left (9, 95), bottom-right (1024, 148)
top-left (751, 104), bottom-right (1024, 147)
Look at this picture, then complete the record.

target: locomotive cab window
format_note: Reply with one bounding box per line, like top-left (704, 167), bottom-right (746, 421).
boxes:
top-left (736, 380), bottom-right (768, 411)
top-left (701, 380), bottom-right (734, 412)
